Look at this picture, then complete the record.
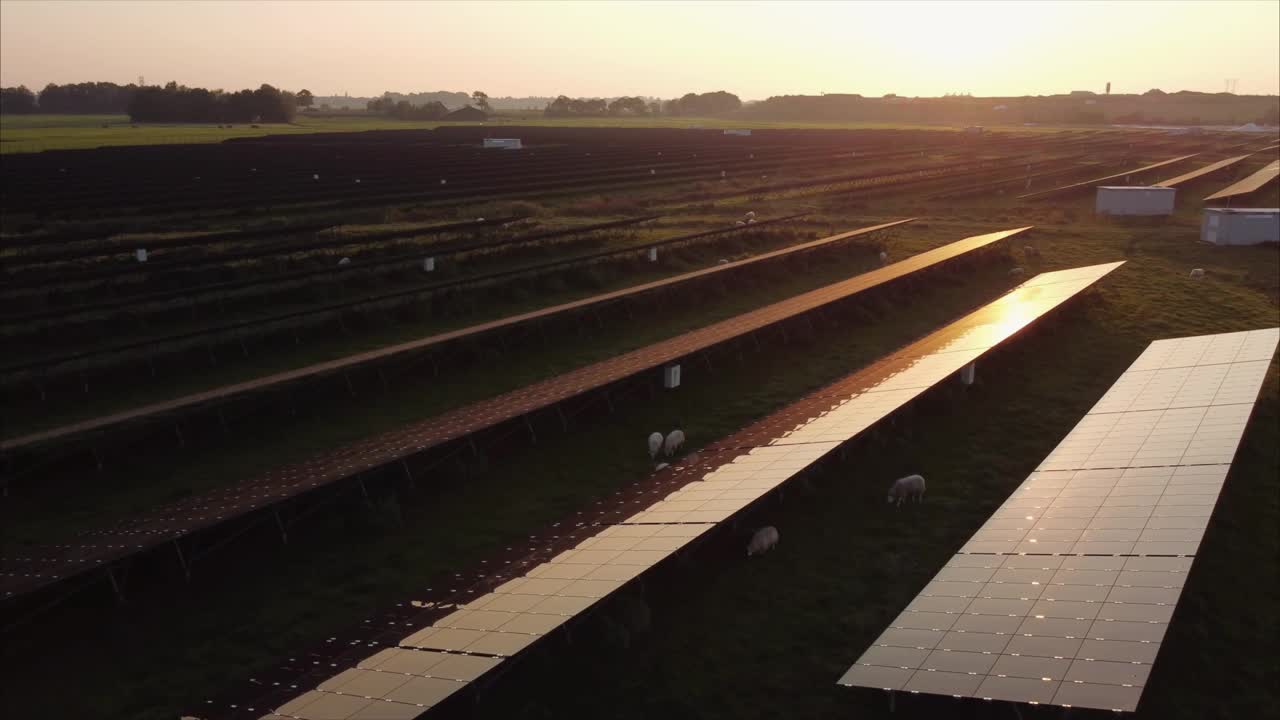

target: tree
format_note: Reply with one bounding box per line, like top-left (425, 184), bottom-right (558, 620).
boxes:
top-left (297, 89), bottom-right (314, 109)
top-left (0, 85), bottom-right (37, 114)
top-left (608, 96), bottom-right (647, 116)
top-left (472, 90), bottom-right (491, 113)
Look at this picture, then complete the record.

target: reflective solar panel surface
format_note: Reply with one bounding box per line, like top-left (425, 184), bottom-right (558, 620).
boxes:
top-left (0, 225), bottom-right (1020, 602)
top-left (1204, 159), bottom-right (1280, 201)
top-left (1153, 155), bottom-right (1249, 188)
top-left (257, 262), bottom-right (1121, 719)
top-left (838, 328), bottom-right (1278, 713)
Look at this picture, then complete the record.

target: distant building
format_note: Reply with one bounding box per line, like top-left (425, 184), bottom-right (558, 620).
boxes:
top-left (445, 105), bottom-right (488, 121)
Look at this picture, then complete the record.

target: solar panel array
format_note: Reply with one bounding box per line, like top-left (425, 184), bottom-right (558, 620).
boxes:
top-left (1016, 154), bottom-right (1198, 200)
top-left (2, 218), bottom-right (906, 454)
top-left (838, 328), bottom-right (1279, 713)
top-left (1, 225), bottom-right (1019, 603)
top-left (1153, 154), bottom-right (1249, 188)
top-left (252, 262), bottom-right (1123, 719)
top-left (1204, 159), bottom-right (1280, 201)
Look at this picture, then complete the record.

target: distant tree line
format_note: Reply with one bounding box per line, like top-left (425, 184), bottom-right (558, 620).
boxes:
top-left (544, 91), bottom-right (739, 117)
top-left (0, 80), bottom-right (304, 122)
top-left (128, 82), bottom-right (298, 122)
top-left (367, 95), bottom-right (450, 120)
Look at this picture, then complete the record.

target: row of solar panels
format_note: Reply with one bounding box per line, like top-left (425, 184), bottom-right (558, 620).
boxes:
top-left (838, 327), bottom-right (1278, 712)
top-left (0, 223), bottom-right (1014, 602)
top-left (242, 262), bottom-right (1127, 719)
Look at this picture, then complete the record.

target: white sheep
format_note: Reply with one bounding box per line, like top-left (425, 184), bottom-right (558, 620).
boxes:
top-left (1009, 266), bottom-right (1025, 276)
top-left (887, 474), bottom-right (926, 506)
top-left (313, 173), bottom-right (320, 180)
top-left (747, 218), bottom-right (756, 224)
top-left (647, 432), bottom-right (663, 459)
top-left (747, 526), bottom-right (779, 557)
top-left (879, 251), bottom-right (888, 264)
top-left (440, 179), bottom-right (447, 185)
top-left (745, 211), bottom-right (756, 220)
top-left (663, 429), bottom-right (685, 457)
top-left (476, 217), bottom-right (485, 222)
top-left (735, 220), bottom-right (746, 226)
top-left (1189, 268), bottom-right (1205, 279)
top-left (1024, 245), bottom-right (1039, 257)
top-left (338, 257), bottom-right (351, 265)
top-left (718, 258), bottom-right (730, 265)
top-left (654, 462), bottom-right (670, 472)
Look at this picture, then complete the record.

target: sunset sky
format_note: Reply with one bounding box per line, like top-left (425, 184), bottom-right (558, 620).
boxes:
top-left (2, 0), bottom-right (1277, 99)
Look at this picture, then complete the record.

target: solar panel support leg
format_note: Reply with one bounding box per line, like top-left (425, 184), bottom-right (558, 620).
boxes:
top-left (378, 368), bottom-right (389, 393)
top-left (345, 373), bottom-right (356, 397)
top-left (173, 540), bottom-right (191, 581)
top-left (524, 416), bottom-right (537, 444)
top-left (106, 567), bottom-right (126, 604)
top-left (91, 446), bottom-right (104, 472)
top-left (887, 690), bottom-right (895, 713)
top-left (604, 391), bottom-right (615, 414)
top-left (80, 370), bottom-right (90, 394)
top-left (218, 408), bottom-right (230, 434)
top-left (400, 459), bottom-right (415, 490)
top-left (239, 336), bottom-right (249, 357)
top-left (358, 477), bottom-right (372, 508)
top-left (174, 423), bottom-right (186, 448)
top-left (273, 508), bottom-right (289, 544)
top-left (556, 406), bottom-right (569, 431)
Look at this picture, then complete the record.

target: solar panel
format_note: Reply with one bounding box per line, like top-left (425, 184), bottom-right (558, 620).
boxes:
top-left (837, 328), bottom-right (1278, 713)
top-left (3, 225), bottom-right (1028, 604)
top-left (1153, 155), bottom-right (1249, 187)
top-left (1, 218), bottom-right (904, 455)
top-left (257, 262), bottom-right (1122, 720)
top-left (1204, 159), bottom-right (1280, 201)
top-left (1017, 155), bottom-right (1198, 200)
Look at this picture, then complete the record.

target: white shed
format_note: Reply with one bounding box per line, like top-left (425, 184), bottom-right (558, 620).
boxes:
top-left (1201, 208), bottom-right (1280, 245)
top-left (482, 138), bottom-right (522, 150)
top-left (1095, 186), bottom-right (1176, 216)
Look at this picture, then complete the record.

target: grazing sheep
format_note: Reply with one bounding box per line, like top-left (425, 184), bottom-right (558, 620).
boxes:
top-left (747, 218), bottom-right (756, 224)
top-left (747, 526), bottom-right (780, 557)
top-left (440, 179), bottom-right (447, 185)
top-left (736, 220), bottom-right (746, 226)
top-left (745, 211), bottom-right (756, 220)
top-left (313, 173), bottom-right (320, 180)
top-left (1009, 266), bottom-right (1025, 276)
top-left (887, 474), bottom-right (926, 506)
top-left (647, 432), bottom-right (664, 459)
top-left (354, 178), bottom-right (361, 184)
top-left (718, 258), bottom-right (730, 265)
top-left (651, 169), bottom-right (656, 175)
top-left (476, 217), bottom-right (485, 222)
top-left (879, 251), bottom-right (888, 264)
top-left (135, 248), bottom-right (148, 263)
top-left (338, 257), bottom-right (351, 265)
top-left (1189, 268), bottom-right (1205, 279)
top-left (1024, 245), bottom-right (1039, 257)
top-left (663, 429), bottom-right (685, 457)
top-left (654, 462), bottom-right (669, 472)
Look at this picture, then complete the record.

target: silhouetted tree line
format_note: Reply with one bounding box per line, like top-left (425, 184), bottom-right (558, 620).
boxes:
top-left (128, 82), bottom-right (297, 122)
top-left (0, 81), bottom-right (300, 122)
top-left (1, 85), bottom-right (38, 114)
top-left (367, 94), bottom-right (450, 120)
top-left (544, 91), bottom-right (737, 117)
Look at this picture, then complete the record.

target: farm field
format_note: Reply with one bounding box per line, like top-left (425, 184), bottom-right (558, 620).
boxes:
top-left (0, 112), bottom-right (1087, 154)
top-left (0, 124), bottom-right (1276, 720)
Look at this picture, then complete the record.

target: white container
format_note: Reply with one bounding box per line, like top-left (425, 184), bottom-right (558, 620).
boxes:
top-left (482, 138), bottom-right (522, 150)
top-left (1201, 208), bottom-right (1280, 245)
top-left (663, 363), bottom-right (682, 389)
top-left (1095, 186), bottom-right (1176, 216)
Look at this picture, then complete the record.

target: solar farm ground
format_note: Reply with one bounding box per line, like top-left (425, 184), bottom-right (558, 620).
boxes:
top-left (0, 126), bottom-right (1275, 720)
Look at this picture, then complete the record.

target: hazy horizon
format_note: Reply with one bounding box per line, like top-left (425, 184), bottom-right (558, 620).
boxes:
top-left (2, 0), bottom-right (1278, 100)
